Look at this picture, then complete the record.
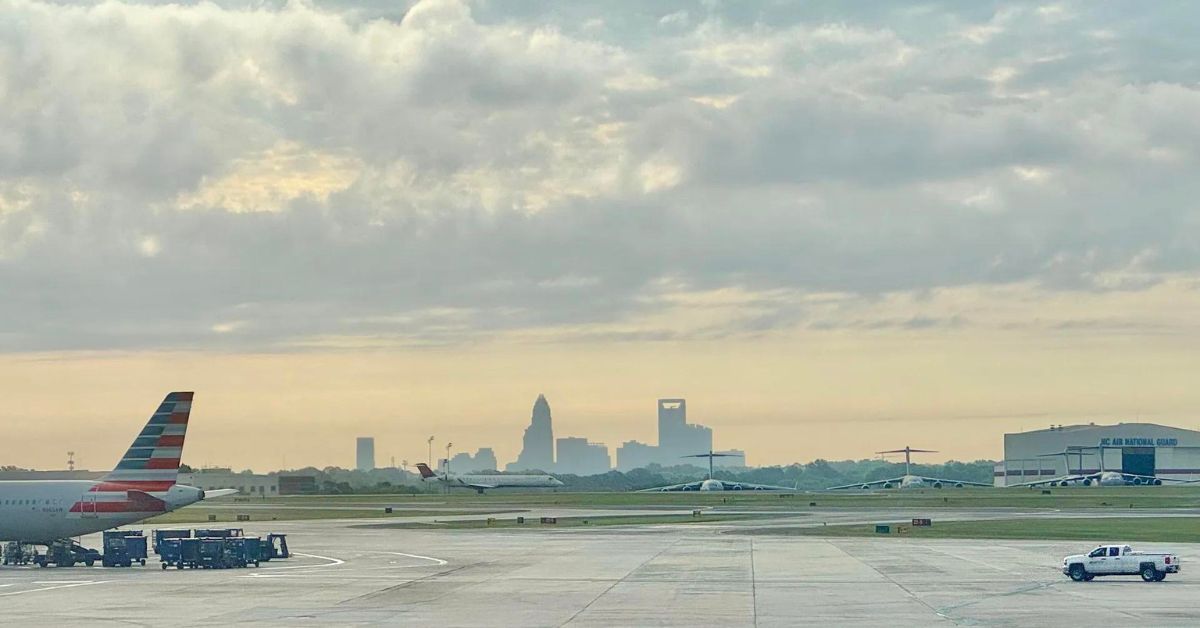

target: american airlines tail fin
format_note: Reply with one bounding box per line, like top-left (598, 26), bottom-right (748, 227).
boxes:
top-left (415, 463), bottom-right (437, 479)
top-left (99, 392), bottom-right (193, 491)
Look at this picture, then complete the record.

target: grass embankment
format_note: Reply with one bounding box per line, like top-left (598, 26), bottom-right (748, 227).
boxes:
top-left (150, 486), bottom-right (1200, 523)
top-left (147, 508), bottom-right (522, 524)
top-left (359, 513), bottom-right (763, 530)
top-left (747, 517), bottom-right (1200, 543)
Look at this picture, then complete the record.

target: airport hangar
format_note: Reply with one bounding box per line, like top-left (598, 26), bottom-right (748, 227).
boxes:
top-left (994, 422), bottom-right (1200, 486)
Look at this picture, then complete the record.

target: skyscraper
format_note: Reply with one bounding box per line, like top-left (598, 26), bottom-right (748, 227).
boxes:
top-left (555, 437), bottom-right (610, 476)
top-left (507, 394), bottom-right (554, 471)
top-left (657, 398), bottom-right (712, 461)
top-left (356, 437), bottom-right (375, 471)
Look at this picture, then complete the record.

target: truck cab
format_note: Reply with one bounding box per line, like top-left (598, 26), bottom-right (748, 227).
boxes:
top-left (1063, 544), bottom-right (1180, 582)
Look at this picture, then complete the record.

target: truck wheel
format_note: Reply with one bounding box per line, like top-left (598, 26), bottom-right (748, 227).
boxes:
top-left (85, 559), bottom-right (94, 567)
top-left (1069, 564), bottom-right (1087, 581)
top-left (140, 559), bottom-right (146, 566)
top-left (161, 563), bottom-right (167, 570)
top-left (1141, 566), bottom-right (1158, 582)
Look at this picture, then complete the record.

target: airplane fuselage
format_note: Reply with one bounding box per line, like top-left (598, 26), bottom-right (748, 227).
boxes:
top-left (0, 480), bottom-right (204, 543)
top-left (444, 474), bottom-right (563, 489)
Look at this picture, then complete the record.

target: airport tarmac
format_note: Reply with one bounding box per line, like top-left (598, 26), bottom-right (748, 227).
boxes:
top-left (1, 512), bottom-right (1198, 626)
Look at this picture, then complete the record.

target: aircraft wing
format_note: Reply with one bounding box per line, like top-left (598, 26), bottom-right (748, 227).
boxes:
top-left (463, 483), bottom-right (498, 490)
top-left (637, 481), bottom-right (704, 492)
top-left (714, 481), bottom-right (795, 491)
top-left (825, 478), bottom-right (904, 490)
top-left (919, 477), bottom-right (992, 488)
top-left (1004, 474), bottom-right (1093, 488)
top-left (1119, 473), bottom-right (1194, 485)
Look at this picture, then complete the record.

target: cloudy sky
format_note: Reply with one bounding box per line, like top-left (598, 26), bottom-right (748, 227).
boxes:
top-left (2, 0), bottom-right (1199, 471)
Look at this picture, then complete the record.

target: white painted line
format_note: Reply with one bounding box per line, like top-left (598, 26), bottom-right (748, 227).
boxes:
top-left (374, 551), bottom-right (448, 566)
top-left (257, 551), bottom-right (345, 571)
top-left (241, 552), bottom-right (345, 577)
top-left (0, 581), bottom-right (108, 597)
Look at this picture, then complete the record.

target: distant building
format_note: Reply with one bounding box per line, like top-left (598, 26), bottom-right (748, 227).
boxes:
top-left (356, 437), bottom-right (375, 472)
top-left (178, 468), bottom-right (278, 496)
top-left (555, 437), bottom-right (610, 476)
top-left (616, 440), bottom-right (659, 472)
top-left (657, 398), bottom-right (713, 462)
top-left (278, 474), bottom-right (318, 495)
top-left (474, 447), bottom-right (498, 471)
top-left (995, 423), bottom-right (1200, 487)
top-left (448, 448), bottom-right (500, 473)
top-left (507, 394), bottom-right (554, 471)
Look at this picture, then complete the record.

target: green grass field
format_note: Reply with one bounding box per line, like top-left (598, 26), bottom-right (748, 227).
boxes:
top-left (147, 507), bottom-right (524, 524)
top-left (356, 513), bottom-right (762, 530)
top-left (145, 486), bottom-right (1200, 524)
top-left (745, 517), bottom-right (1200, 543)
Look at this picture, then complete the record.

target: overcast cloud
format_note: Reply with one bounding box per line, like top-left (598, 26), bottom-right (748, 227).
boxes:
top-left (2, 0), bottom-right (1199, 351)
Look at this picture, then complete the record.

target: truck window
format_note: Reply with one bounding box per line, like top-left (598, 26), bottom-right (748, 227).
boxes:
top-left (1108, 547), bottom-right (1120, 557)
top-left (1089, 548), bottom-right (1107, 558)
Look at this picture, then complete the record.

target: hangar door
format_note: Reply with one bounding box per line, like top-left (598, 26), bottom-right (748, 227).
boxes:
top-left (1122, 447), bottom-right (1155, 477)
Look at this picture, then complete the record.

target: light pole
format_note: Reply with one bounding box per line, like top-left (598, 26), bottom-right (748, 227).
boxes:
top-left (444, 442), bottom-right (453, 494)
top-left (427, 436), bottom-right (434, 468)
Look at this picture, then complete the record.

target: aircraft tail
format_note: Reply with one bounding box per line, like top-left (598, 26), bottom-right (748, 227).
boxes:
top-left (415, 463), bottom-right (437, 479)
top-left (98, 392), bottom-right (193, 492)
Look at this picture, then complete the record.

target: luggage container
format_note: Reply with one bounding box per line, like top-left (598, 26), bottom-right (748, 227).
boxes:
top-left (218, 537), bottom-right (260, 568)
top-left (194, 528), bottom-right (243, 539)
top-left (159, 537), bottom-right (201, 569)
top-left (102, 531), bottom-right (148, 567)
top-left (197, 538), bottom-right (227, 569)
top-left (153, 529), bottom-right (192, 554)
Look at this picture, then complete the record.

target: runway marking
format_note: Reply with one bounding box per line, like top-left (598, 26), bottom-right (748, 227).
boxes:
top-left (369, 551), bottom-right (448, 566)
top-left (559, 538), bottom-right (682, 627)
top-left (260, 552), bottom-right (345, 570)
top-left (0, 580), bottom-right (109, 597)
top-left (242, 552), bottom-right (346, 577)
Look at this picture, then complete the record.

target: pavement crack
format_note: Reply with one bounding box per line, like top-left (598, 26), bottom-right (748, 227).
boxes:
top-left (558, 538), bottom-right (683, 627)
top-left (825, 539), bottom-right (961, 626)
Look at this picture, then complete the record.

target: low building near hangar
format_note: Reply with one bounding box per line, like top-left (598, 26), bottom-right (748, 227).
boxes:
top-left (177, 468), bottom-right (279, 496)
top-left (995, 423), bottom-right (1200, 487)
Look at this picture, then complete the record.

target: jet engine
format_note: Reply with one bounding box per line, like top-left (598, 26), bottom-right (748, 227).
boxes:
top-left (882, 482), bottom-right (893, 489)
top-left (860, 484), bottom-right (871, 490)
top-left (954, 483), bottom-right (964, 488)
top-left (932, 482), bottom-right (943, 489)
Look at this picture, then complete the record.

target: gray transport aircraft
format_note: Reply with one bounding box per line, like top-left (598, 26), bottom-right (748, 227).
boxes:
top-left (1007, 446), bottom-right (1200, 487)
top-left (638, 451), bottom-right (797, 492)
top-left (826, 446), bottom-right (992, 490)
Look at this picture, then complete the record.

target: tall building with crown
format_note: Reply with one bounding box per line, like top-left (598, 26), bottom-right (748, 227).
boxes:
top-left (507, 394), bottom-right (555, 471)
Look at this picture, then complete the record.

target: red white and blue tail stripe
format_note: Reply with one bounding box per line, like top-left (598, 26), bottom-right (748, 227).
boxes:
top-left (71, 392), bottom-right (194, 515)
top-left (94, 391), bottom-right (191, 492)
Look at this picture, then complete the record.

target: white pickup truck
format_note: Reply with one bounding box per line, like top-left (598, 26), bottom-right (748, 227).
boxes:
top-left (1062, 544), bottom-right (1180, 582)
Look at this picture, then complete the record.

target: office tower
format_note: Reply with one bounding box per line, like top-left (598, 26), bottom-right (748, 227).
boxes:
top-left (355, 437), bottom-right (375, 471)
top-left (507, 394), bottom-right (555, 471)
